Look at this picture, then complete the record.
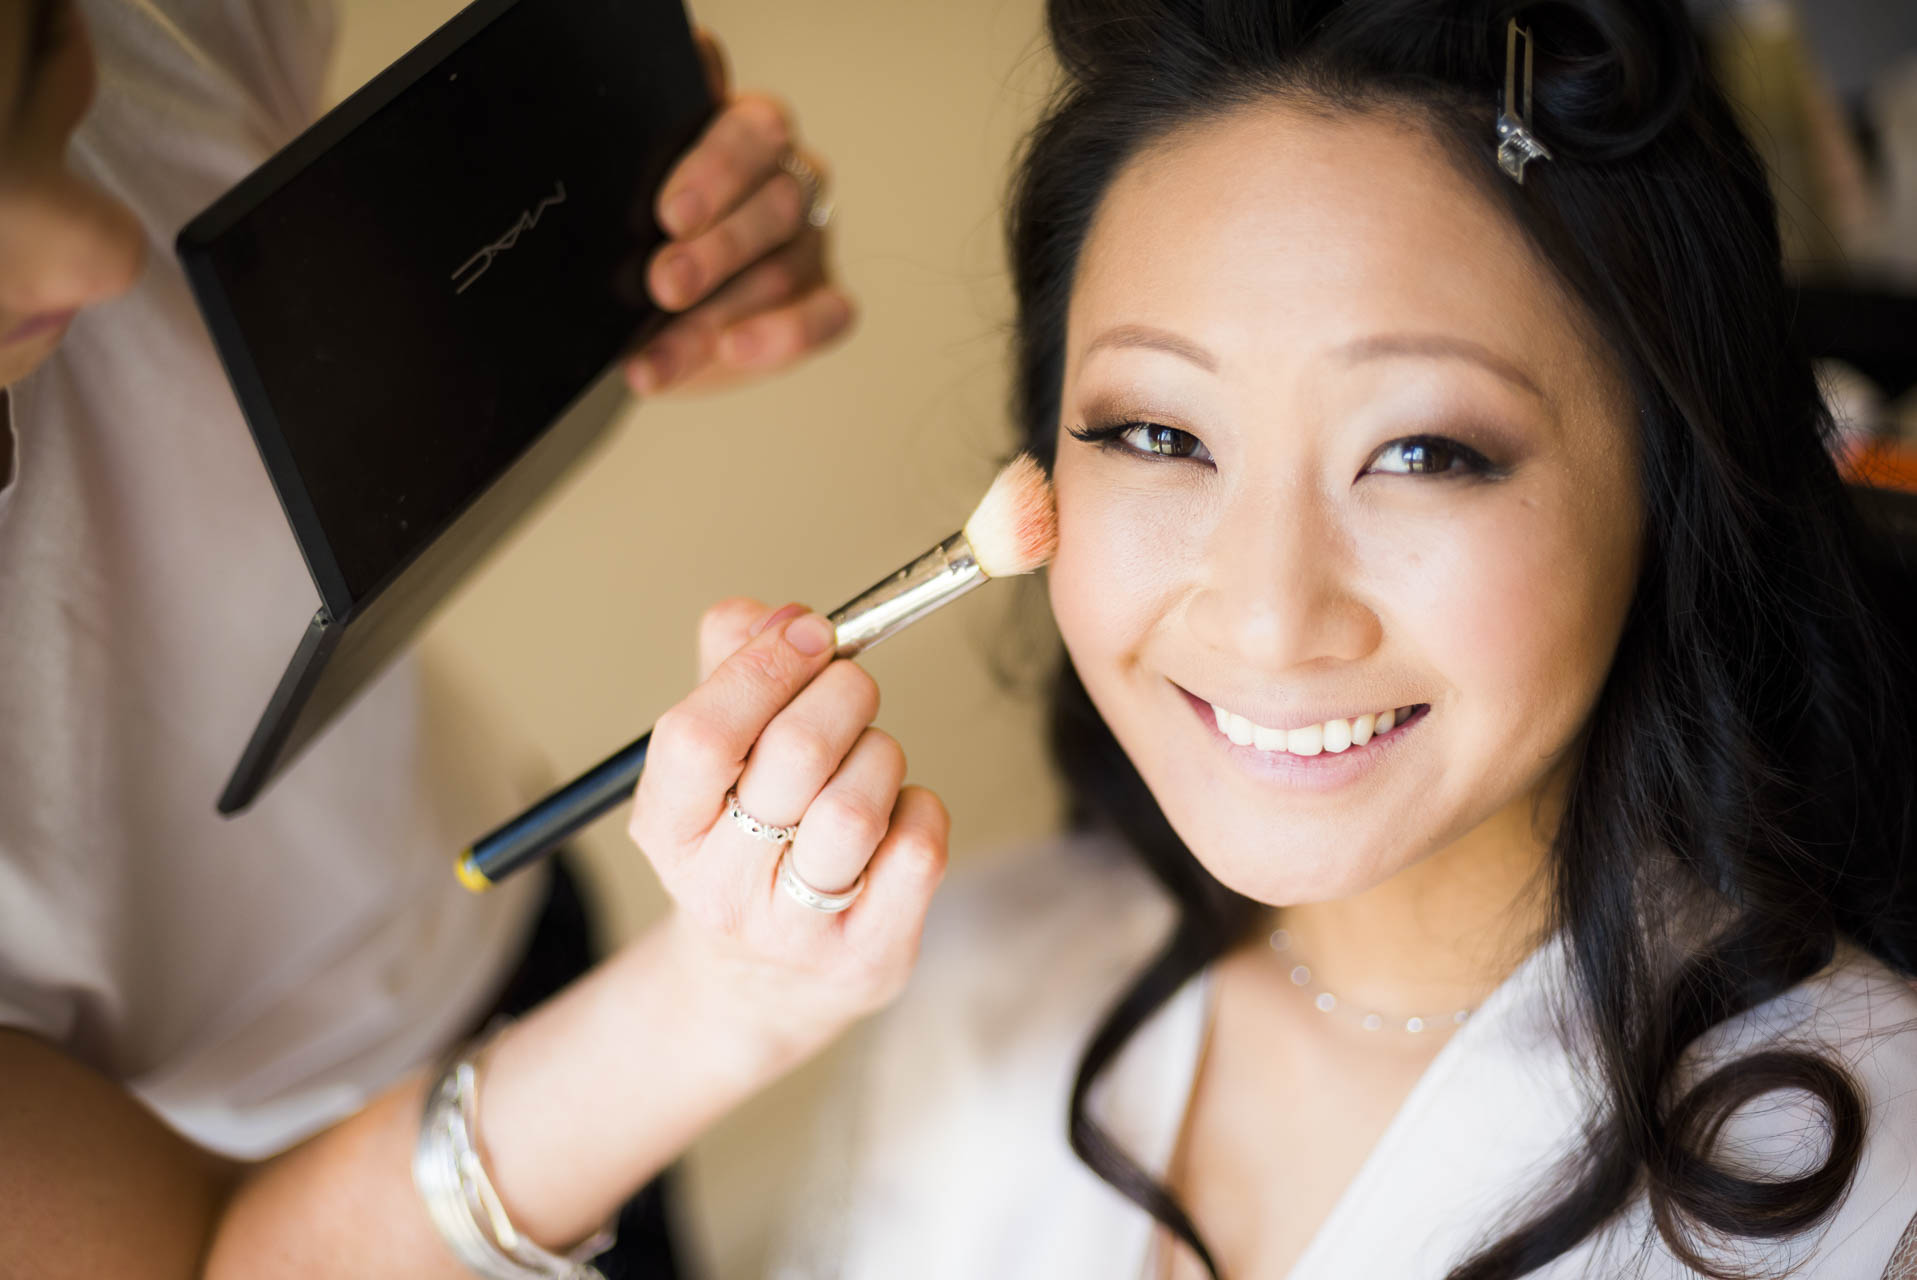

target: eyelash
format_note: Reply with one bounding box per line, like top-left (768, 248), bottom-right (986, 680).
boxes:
top-left (1065, 420), bottom-right (1499, 478)
top-left (1365, 435), bottom-right (1498, 477)
top-left (1066, 420), bottom-right (1209, 461)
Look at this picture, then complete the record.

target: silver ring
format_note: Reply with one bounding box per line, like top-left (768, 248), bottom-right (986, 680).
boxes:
top-left (725, 788), bottom-right (798, 846)
top-left (777, 146), bottom-right (835, 230)
top-left (776, 847), bottom-right (865, 914)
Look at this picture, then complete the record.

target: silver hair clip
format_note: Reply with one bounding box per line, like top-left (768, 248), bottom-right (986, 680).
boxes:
top-left (1496, 17), bottom-right (1552, 184)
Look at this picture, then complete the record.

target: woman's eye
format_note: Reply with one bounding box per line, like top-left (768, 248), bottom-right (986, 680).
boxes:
top-left (1364, 435), bottom-right (1491, 477)
top-left (1122, 423), bottom-right (1204, 458)
top-left (1066, 420), bottom-right (1210, 462)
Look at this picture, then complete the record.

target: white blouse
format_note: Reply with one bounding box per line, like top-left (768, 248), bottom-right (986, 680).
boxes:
top-left (767, 835), bottom-right (1917, 1279)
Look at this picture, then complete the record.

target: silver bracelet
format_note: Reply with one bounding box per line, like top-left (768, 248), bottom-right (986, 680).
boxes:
top-left (413, 1030), bottom-right (615, 1280)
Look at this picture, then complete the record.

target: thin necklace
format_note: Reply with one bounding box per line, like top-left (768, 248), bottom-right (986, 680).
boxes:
top-left (1268, 928), bottom-right (1477, 1034)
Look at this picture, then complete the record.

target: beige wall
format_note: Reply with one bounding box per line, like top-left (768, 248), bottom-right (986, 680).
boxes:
top-left (329, 2), bottom-right (1058, 1273)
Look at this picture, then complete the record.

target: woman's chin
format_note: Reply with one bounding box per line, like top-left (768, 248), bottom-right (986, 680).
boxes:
top-left (1182, 834), bottom-right (1398, 908)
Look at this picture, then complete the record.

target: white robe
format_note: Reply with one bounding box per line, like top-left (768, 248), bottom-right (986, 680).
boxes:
top-left (767, 835), bottom-right (1917, 1279)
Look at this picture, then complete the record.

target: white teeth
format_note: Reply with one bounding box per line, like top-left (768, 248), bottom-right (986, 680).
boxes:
top-left (1209, 702), bottom-right (1413, 755)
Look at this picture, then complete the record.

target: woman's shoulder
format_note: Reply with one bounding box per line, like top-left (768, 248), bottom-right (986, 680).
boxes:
top-left (1796, 945), bottom-right (1917, 1198)
top-left (1711, 940), bottom-right (1917, 1083)
top-left (764, 831), bottom-right (1199, 1279)
top-left (854, 825), bottom-right (1189, 1138)
top-left (926, 826), bottom-right (1170, 930)
top-left (1690, 942), bottom-right (1917, 1275)
top-left (902, 828), bottom-right (1175, 1019)
top-left (860, 826), bottom-right (1198, 1159)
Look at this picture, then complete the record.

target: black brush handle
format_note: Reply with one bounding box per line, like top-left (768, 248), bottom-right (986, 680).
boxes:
top-left (459, 731), bottom-right (651, 888)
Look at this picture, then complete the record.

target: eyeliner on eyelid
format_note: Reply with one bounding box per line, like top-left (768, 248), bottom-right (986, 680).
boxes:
top-left (1067, 419), bottom-right (1213, 464)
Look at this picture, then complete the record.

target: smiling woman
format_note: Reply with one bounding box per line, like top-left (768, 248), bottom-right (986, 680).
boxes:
top-left (1006, 0), bottom-right (1917, 1276)
top-left (1051, 102), bottom-right (1642, 913)
top-left (753, 1), bottom-right (1917, 1278)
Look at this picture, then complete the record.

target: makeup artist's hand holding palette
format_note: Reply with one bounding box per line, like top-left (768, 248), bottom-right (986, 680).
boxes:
top-left (456, 455), bottom-right (1058, 890)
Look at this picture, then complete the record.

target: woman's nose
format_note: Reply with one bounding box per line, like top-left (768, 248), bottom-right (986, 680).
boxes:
top-left (1185, 486), bottom-right (1381, 674)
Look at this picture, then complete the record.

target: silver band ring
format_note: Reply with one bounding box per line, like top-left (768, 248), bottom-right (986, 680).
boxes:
top-left (725, 788), bottom-right (799, 846)
top-left (776, 847), bottom-right (865, 914)
top-left (777, 146), bottom-right (835, 230)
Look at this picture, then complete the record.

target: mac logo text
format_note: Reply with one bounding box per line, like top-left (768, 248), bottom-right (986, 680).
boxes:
top-left (451, 180), bottom-right (568, 295)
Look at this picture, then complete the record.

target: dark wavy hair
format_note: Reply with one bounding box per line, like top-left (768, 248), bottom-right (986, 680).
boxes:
top-left (1004, 2), bottom-right (1917, 1276)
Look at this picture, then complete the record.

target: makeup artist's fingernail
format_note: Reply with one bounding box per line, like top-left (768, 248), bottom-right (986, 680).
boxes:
top-left (784, 612), bottom-right (834, 656)
top-left (751, 603), bottom-right (804, 638)
top-left (662, 190), bottom-right (706, 237)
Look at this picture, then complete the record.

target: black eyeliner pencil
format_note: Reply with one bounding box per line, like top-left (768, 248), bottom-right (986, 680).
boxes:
top-left (455, 732), bottom-right (652, 890)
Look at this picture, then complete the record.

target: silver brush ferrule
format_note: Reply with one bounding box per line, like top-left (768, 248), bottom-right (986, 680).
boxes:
top-left (829, 530), bottom-right (984, 657)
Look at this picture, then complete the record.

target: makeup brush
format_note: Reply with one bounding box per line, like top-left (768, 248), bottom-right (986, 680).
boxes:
top-left (456, 454), bottom-right (1058, 890)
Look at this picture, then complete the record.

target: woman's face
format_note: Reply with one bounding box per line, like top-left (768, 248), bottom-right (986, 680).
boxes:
top-left (0, 0), bottom-right (144, 391)
top-left (1049, 103), bottom-right (1642, 907)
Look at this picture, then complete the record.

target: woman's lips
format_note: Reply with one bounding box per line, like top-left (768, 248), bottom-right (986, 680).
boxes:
top-left (1176, 684), bottom-right (1429, 788)
top-left (2, 311), bottom-right (77, 347)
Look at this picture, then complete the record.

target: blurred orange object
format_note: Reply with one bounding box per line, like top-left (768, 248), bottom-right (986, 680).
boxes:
top-left (1841, 438), bottom-right (1917, 495)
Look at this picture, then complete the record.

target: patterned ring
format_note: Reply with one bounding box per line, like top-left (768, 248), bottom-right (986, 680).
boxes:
top-left (776, 848), bottom-right (866, 914)
top-left (725, 788), bottom-right (799, 846)
top-left (777, 145), bottom-right (835, 230)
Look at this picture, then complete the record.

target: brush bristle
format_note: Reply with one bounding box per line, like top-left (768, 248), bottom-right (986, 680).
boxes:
top-left (963, 453), bottom-right (1058, 578)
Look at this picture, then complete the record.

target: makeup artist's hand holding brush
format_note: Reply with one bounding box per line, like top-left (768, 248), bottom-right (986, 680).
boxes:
top-left (434, 460), bottom-right (1054, 1262)
top-left (445, 600), bottom-right (949, 1263)
top-left (139, 602), bottom-right (948, 1279)
top-left (631, 598), bottom-right (952, 1057)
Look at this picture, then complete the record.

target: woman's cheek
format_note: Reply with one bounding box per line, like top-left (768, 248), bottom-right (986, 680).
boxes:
top-left (1371, 493), bottom-right (1627, 755)
top-left (1049, 464), bottom-right (1202, 670)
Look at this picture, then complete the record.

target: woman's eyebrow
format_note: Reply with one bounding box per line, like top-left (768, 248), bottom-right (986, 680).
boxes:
top-left (1079, 326), bottom-right (1546, 405)
top-left (1082, 323), bottom-right (1219, 373)
top-left (1335, 333), bottom-right (1546, 402)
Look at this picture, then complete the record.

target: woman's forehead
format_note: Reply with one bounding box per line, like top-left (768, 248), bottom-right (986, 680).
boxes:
top-left (1067, 103), bottom-right (1584, 384)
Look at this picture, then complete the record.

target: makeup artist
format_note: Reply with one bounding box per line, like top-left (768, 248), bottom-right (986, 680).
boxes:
top-left (0, 1), bottom-right (859, 1276)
